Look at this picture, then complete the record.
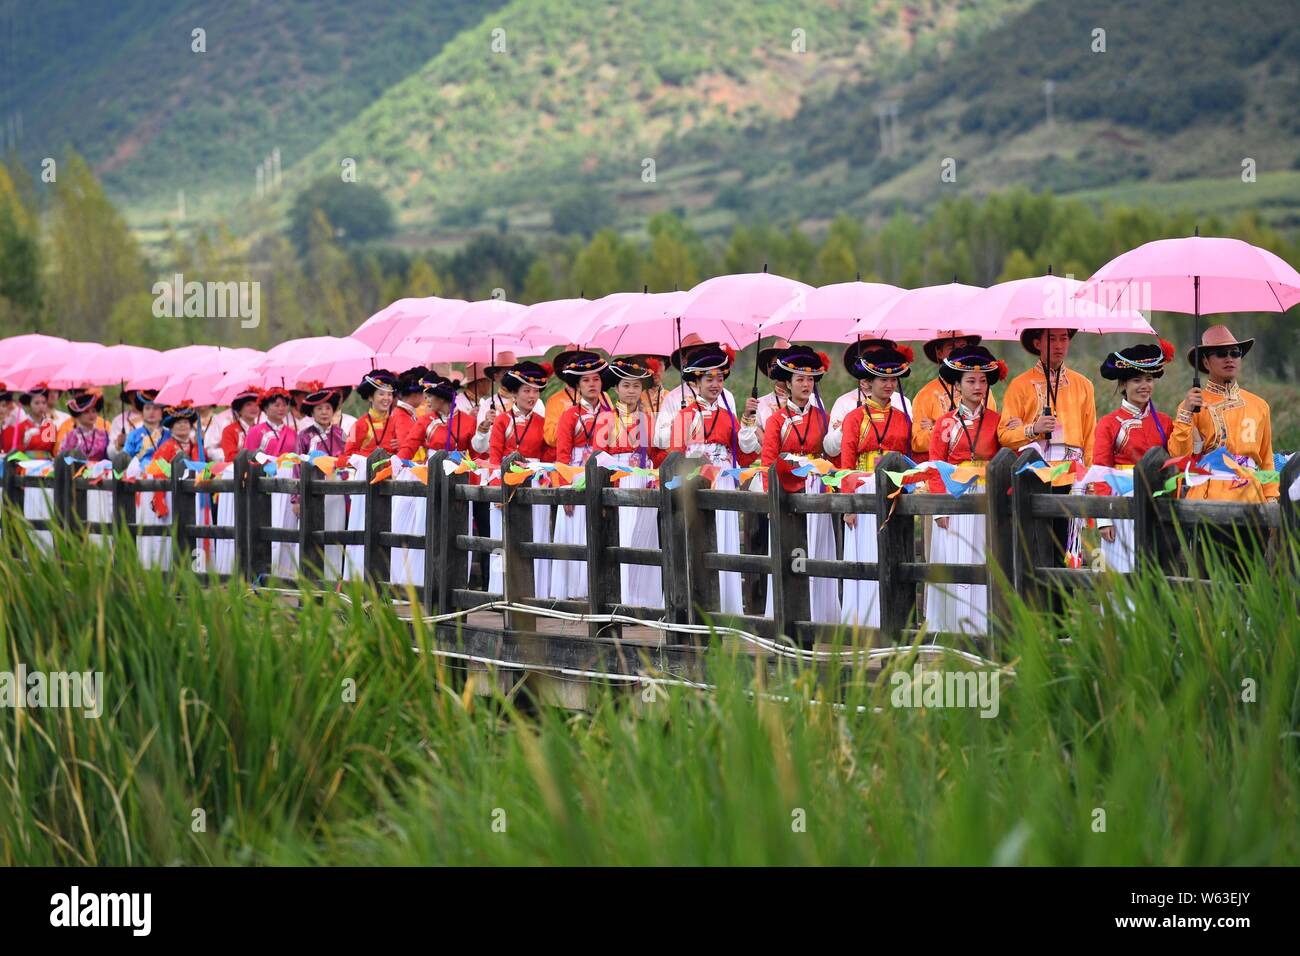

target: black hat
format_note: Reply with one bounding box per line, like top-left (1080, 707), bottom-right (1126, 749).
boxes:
top-left (230, 389), bottom-right (260, 414)
top-left (356, 369), bottom-right (398, 401)
top-left (162, 403), bottom-right (200, 428)
top-left (130, 389), bottom-right (159, 411)
top-left (1020, 327), bottom-right (1077, 356)
top-left (844, 338), bottom-right (909, 377)
top-left (938, 346), bottom-right (1007, 387)
top-left (601, 356), bottom-right (654, 390)
top-left (301, 386), bottom-right (344, 411)
top-left (1100, 340), bottom-right (1174, 381)
top-left (419, 372), bottom-right (460, 403)
top-left (847, 345), bottom-right (912, 381)
top-left (756, 339), bottom-right (793, 376)
top-left (554, 349), bottom-right (609, 386)
top-left (502, 361), bottom-right (552, 393)
top-left (767, 345), bottom-right (830, 383)
top-left (19, 384), bottom-right (51, 406)
top-left (396, 366), bottom-right (431, 397)
top-left (670, 341), bottom-right (733, 382)
top-left (923, 332), bottom-right (983, 365)
top-left (67, 389), bottom-right (105, 415)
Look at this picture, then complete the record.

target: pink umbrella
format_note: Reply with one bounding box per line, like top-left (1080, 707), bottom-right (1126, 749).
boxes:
top-left (0, 334), bottom-right (72, 378)
top-left (7, 341), bottom-right (105, 391)
top-left (351, 297), bottom-right (466, 350)
top-left (975, 274), bottom-right (1154, 336)
top-left (499, 297), bottom-right (590, 338)
top-left (851, 282), bottom-right (986, 337)
top-left (127, 345), bottom-right (221, 391)
top-left (48, 343), bottom-right (163, 388)
top-left (1076, 233), bottom-right (1300, 401)
top-left (292, 342), bottom-right (438, 389)
top-left (258, 337), bottom-right (360, 383)
top-left (572, 291), bottom-right (692, 354)
top-left (444, 298), bottom-right (527, 336)
top-left (679, 272), bottom-right (814, 346)
top-left (758, 280), bottom-right (904, 342)
top-left (155, 348), bottom-right (265, 405)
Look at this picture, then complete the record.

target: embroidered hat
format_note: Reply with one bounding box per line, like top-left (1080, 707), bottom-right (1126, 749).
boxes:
top-left (938, 345), bottom-right (1007, 387)
top-left (1100, 340), bottom-right (1175, 381)
top-left (847, 345), bottom-right (912, 381)
top-left (502, 361), bottom-right (552, 392)
top-left (671, 341), bottom-right (733, 382)
top-left (162, 402), bottom-right (200, 427)
top-left (600, 356), bottom-right (653, 390)
top-left (767, 345), bottom-right (830, 383)
top-left (67, 388), bottom-right (105, 415)
top-left (554, 349), bottom-right (609, 386)
top-left (356, 368), bottom-right (398, 400)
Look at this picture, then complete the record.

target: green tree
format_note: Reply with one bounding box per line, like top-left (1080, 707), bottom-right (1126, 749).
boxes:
top-left (289, 177), bottom-right (395, 253)
top-left (45, 151), bottom-right (151, 341)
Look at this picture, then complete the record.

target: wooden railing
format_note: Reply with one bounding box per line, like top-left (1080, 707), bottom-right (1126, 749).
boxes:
top-left (4, 446), bottom-right (1297, 647)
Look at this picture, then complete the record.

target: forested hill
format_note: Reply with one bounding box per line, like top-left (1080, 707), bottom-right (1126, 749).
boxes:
top-left (1, 0), bottom-right (1297, 238)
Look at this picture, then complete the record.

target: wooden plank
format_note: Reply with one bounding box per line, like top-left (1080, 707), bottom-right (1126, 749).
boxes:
top-left (584, 456), bottom-right (620, 639)
top-left (693, 488), bottom-right (770, 513)
top-left (1009, 448), bottom-right (1048, 605)
top-left (423, 451), bottom-right (446, 616)
top-left (1134, 447), bottom-right (1176, 573)
top-left (683, 459), bottom-right (721, 622)
top-left (298, 460), bottom-right (324, 583)
top-left (499, 452), bottom-right (537, 632)
top-left (984, 447), bottom-right (1015, 643)
top-left (362, 449), bottom-right (391, 586)
top-left (1029, 495), bottom-right (1134, 520)
top-left (172, 468), bottom-right (196, 577)
top-left (439, 463), bottom-right (470, 611)
top-left (242, 451), bottom-right (274, 581)
top-left (658, 453), bottom-right (691, 626)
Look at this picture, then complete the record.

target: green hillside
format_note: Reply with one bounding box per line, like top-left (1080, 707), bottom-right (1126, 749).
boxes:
top-left (0, 0), bottom-right (500, 220)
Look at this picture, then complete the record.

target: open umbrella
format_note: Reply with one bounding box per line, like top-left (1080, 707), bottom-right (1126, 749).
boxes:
top-left (154, 348), bottom-right (265, 405)
top-left (0, 334), bottom-right (72, 378)
top-left (851, 281), bottom-right (986, 338)
top-left (127, 345), bottom-right (221, 391)
top-left (351, 297), bottom-right (466, 350)
top-left (1076, 234), bottom-right (1300, 408)
top-left (48, 343), bottom-right (163, 389)
top-left (759, 280), bottom-right (904, 342)
top-left (6, 341), bottom-right (105, 391)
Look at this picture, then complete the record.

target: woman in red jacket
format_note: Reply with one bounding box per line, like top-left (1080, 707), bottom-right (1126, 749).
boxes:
top-left (485, 361), bottom-right (555, 596)
top-left (147, 404), bottom-right (208, 571)
top-left (549, 350), bottom-right (610, 601)
top-left (341, 369), bottom-right (397, 580)
top-left (594, 356), bottom-right (663, 609)
top-left (1091, 341), bottom-right (1174, 573)
top-left (924, 345), bottom-right (1010, 637)
top-left (838, 343), bottom-right (914, 629)
top-left (760, 344), bottom-right (838, 624)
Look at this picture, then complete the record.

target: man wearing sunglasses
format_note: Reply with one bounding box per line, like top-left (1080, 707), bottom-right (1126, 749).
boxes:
top-left (1169, 325), bottom-right (1277, 504)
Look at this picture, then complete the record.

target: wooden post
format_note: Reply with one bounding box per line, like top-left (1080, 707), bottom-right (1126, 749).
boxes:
top-left (683, 458), bottom-right (721, 624)
top-left (298, 460), bottom-right (324, 584)
top-left (984, 448), bottom-right (1017, 641)
top-left (231, 452), bottom-right (251, 580)
top-left (438, 463), bottom-right (470, 612)
top-left (499, 452), bottom-right (536, 631)
top-left (1009, 448), bottom-right (1052, 608)
top-left (422, 451), bottom-right (446, 616)
top-left (657, 452), bottom-right (690, 626)
top-left (362, 449), bottom-right (391, 586)
top-left (172, 463), bottom-right (197, 575)
top-left (1279, 452), bottom-right (1300, 572)
top-left (52, 455), bottom-right (74, 529)
top-left (1133, 447), bottom-right (1174, 573)
top-left (584, 455), bottom-right (619, 638)
top-left (875, 451), bottom-right (915, 642)
top-left (243, 451), bottom-right (274, 583)
top-left (769, 463), bottom-right (811, 644)
top-left (2, 456), bottom-right (23, 537)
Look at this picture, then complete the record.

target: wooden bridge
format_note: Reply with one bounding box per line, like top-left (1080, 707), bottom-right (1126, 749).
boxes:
top-left (4, 445), bottom-right (1298, 700)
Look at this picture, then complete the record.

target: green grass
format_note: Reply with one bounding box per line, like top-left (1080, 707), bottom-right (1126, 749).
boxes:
top-left (1, 509), bottom-right (1297, 865)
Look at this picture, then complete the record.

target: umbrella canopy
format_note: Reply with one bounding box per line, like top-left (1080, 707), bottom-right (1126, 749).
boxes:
top-left (851, 281), bottom-right (986, 338)
top-left (0, 334), bottom-right (72, 378)
top-left (499, 297), bottom-right (590, 338)
top-left (678, 272), bottom-right (814, 348)
top-left (351, 297), bottom-right (466, 350)
top-left (759, 280), bottom-right (904, 342)
top-left (48, 343), bottom-right (164, 389)
top-left (127, 345), bottom-right (221, 391)
top-left (973, 275), bottom-right (1154, 336)
top-left (1076, 234), bottom-right (1300, 393)
top-left (5, 340), bottom-right (104, 391)
top-left (571, 291), bottom-right (692, 354)
top-left (154, 348), bottom-right (265, 405)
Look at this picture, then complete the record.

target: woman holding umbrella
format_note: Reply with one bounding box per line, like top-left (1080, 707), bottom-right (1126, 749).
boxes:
top-left (59, 389), bottom-right (113, 546)
top-left (245, 387), bottom-right (299, 578)
top-left (550, 350), bottom-right (612, 601)
top-left (760, 344), bottom-right (839, 624)
top-left (146, 403), bottom-right (208, 572)
top-left (290, 385), bottom-right (349, 579)
top-left (211, 388), bottom-right (262, 575)
top-left (838, 343), bottom-right (914, 628)
top-left (1090, 341), bottom-right (1175, 573)
top-left (925, 346), bottom-right (1011, 636)
top-left (341, 369), bottom-right (398, 580)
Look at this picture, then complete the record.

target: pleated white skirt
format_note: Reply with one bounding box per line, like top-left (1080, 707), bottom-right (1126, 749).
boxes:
top-left (841, 474), bottom-right (880, 629)
top-left (487, 500), bottom-right (553, 598)
top-left (763, 475), bottom-right (840, 624)
top-left (924, 512), bottom-right (988, 636)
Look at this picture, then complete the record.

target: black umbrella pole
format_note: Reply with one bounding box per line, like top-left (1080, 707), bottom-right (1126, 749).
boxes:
top-left (1190, 275), bottom-right (1202, 413)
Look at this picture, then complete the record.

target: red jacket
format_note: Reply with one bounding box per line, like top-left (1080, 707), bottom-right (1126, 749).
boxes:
top-left (555, 398), bottom-right (609, 466)
top-left (1092, 403), bottom-right (1172, 468)
top-left (839, 399), bottom-right (912, 470)
top-left (488, 408), bottom-right (554, 469)
top-left (399, 409), bottom-right (475, 459)
top-left (342, 411), bottom-right (399, 459)
top-left (930, 406), bottom-right (1003, 464)
top-left (762, 401), bottom-right (829, 493)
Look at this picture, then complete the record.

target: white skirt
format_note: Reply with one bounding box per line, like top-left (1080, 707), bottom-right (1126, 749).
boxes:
top-left (488, 498), bottom-right (553, 599)
top-left (22, 480), bottom-right (54, 553)
top-left (342, 454), bottom-right (369, 580)
top-left (611, 456), bottom-right (662, 609)
top-left (841, 474), bottom-right (880, 629)
top-left (715, 473), bottom-right (745, 616)
top-left (1099, 489), bottom-right (1136, 573)
top-left (548, 503), bottom-right (587, 601)
top-left (763, 474), bottom-right (840, 624)
top-left (924, 512), bottom-right (988, 636)
top-left (213, 487), bottom-right (236, 575)
top-left (319, 477), bottom-right (347, 579)
top-left (270, 463), bottom-right (298, 578)
top-left (138, 490), bottom-right (171, 571)
top-left (389, 462), bottom-right (426, 586)
top-left (86, 487), bottom-right (113, 549)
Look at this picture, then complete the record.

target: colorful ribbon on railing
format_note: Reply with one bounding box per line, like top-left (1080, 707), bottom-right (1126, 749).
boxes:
top-left (1157, 447), bottom-right (1280, 497)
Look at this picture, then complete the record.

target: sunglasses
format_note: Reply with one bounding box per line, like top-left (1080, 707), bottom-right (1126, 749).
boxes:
top-left (1206, 347), bottom-right (1243, 359)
